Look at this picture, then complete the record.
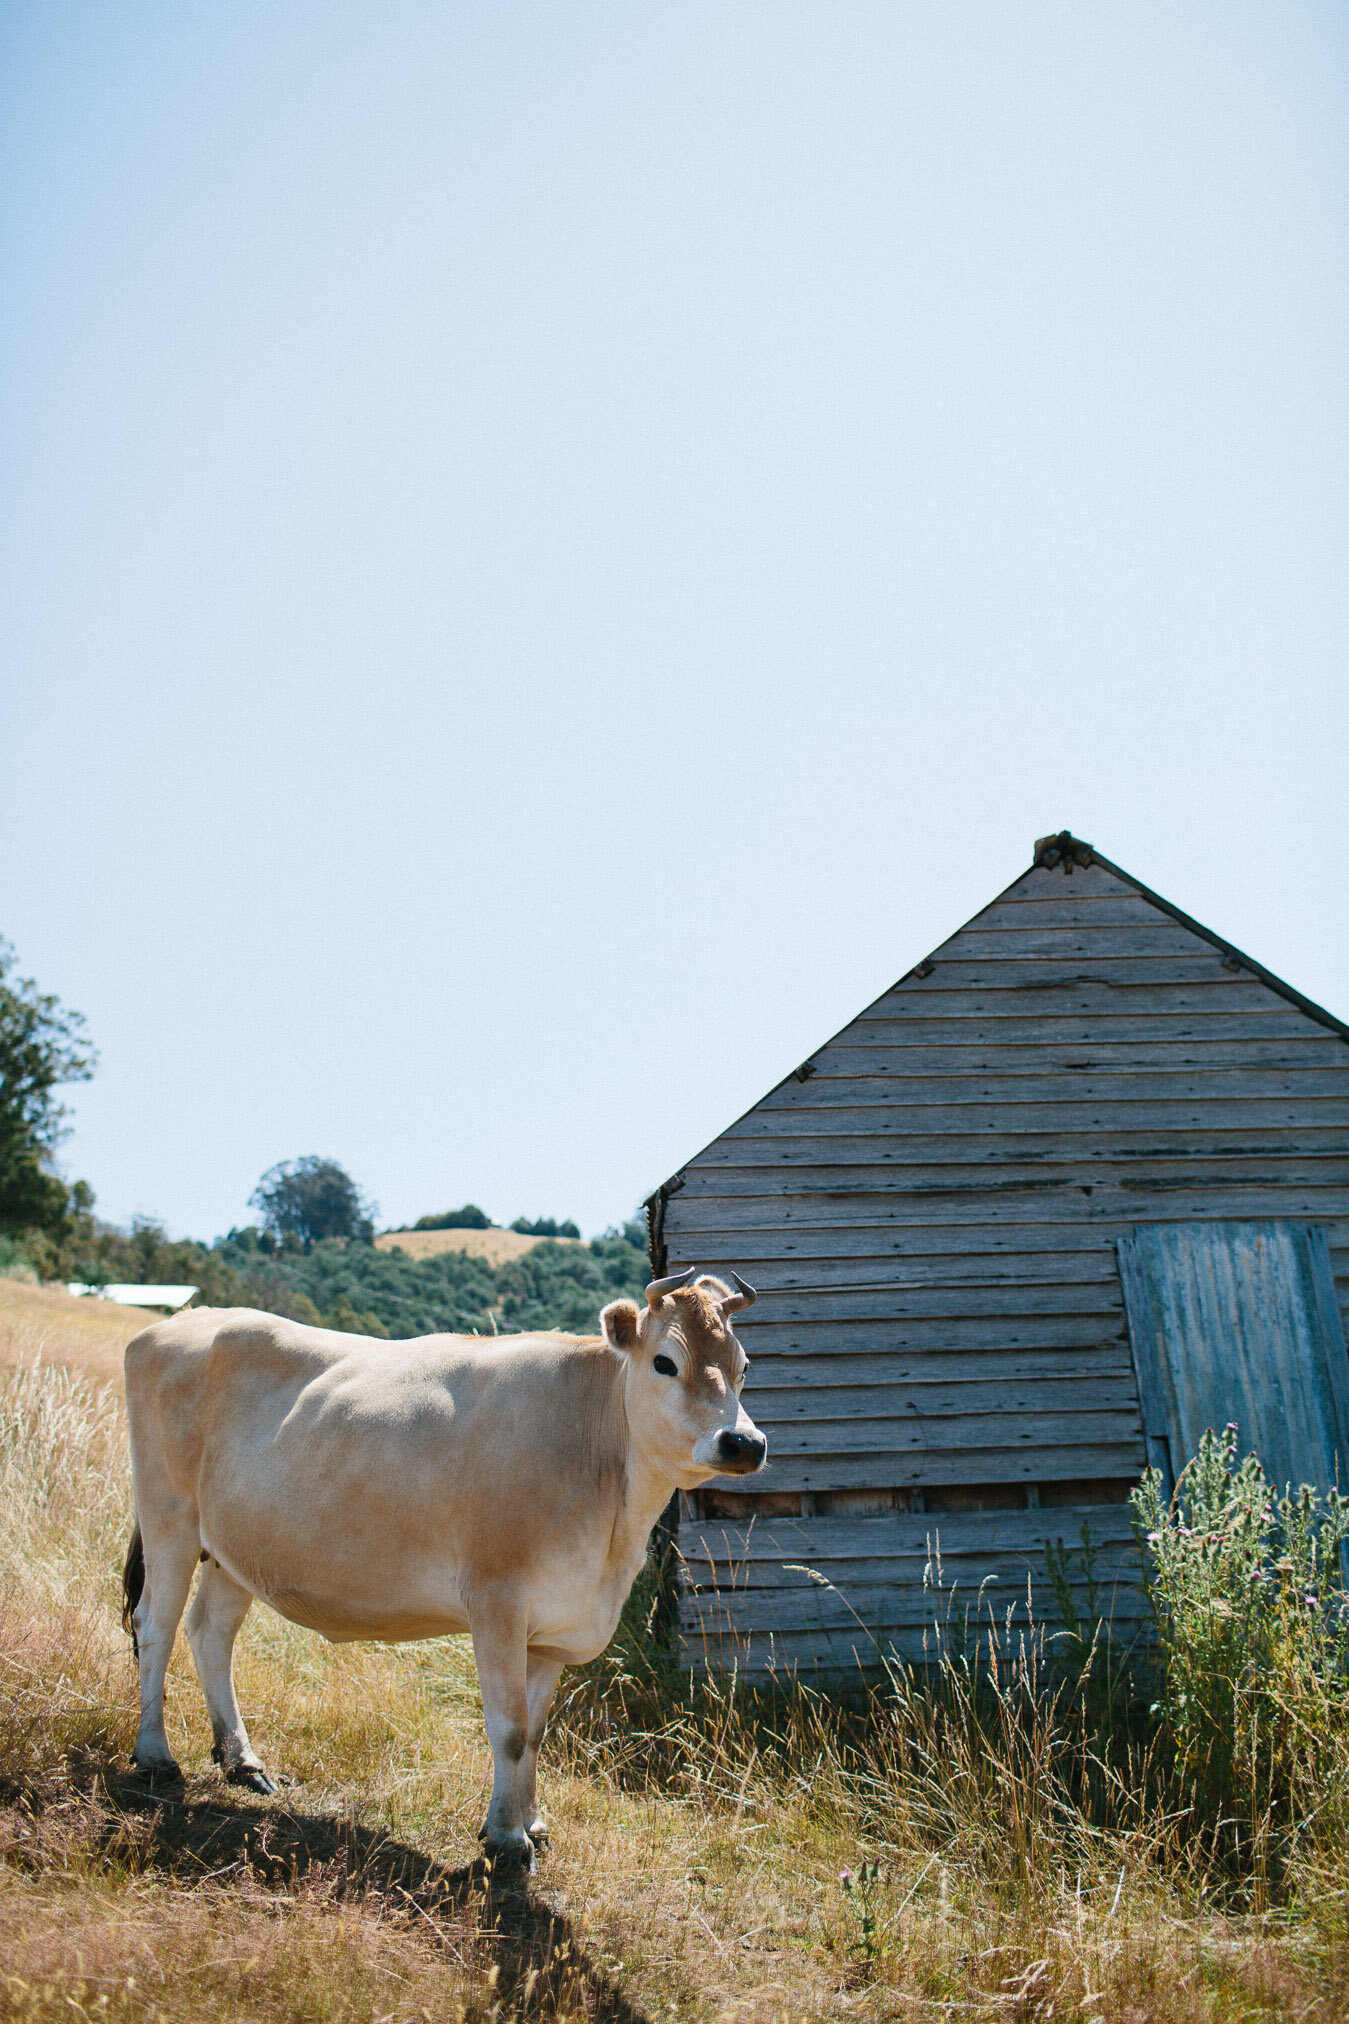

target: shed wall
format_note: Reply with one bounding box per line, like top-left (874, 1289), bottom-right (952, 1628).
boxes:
top-left (657, 856), bottom-right (1349, 1673)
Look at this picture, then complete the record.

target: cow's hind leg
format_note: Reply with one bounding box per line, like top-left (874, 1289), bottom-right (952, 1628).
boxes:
top-left (130, 1509), bottom-right (200, 1780)
top-left (185, 1560), bottom-right (276, 1794)
top-left (519, 1653), bottom-right (564, 1847)
top-left (471, 1609), bottom-right (534, 1870)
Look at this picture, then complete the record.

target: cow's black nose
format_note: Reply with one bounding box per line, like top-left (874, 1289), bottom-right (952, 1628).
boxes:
top-left (716, 1430), bottom-right (767, 1473)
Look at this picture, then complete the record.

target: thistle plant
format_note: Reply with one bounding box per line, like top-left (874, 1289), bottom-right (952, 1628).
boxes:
top-left (839, 1859), bottom-right (883, 1970)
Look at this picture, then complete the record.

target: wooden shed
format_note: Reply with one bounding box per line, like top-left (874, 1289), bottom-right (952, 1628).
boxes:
top-left (646, 831), bottom-right (1349, 1674)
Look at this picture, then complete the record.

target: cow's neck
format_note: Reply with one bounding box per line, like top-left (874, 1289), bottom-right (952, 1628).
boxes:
top-left (608, 1454), bottom-right (678, 1578)
top-left (603, 1380), bottom-right (681, 1587)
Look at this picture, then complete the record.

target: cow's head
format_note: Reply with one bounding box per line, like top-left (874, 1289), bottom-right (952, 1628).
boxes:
top-left (600, 1267), bottom-right (767, 1490)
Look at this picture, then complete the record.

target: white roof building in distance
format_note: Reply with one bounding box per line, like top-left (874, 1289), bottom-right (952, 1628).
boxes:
top-left (66, 1284), bottom-right (199, 1312)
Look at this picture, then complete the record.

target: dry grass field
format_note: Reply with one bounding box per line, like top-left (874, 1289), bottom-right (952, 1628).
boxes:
top-left (1, 1290), bottom-right (1347, 2021)
top-left (375, 1229), bottom-right (576, 1266)
top-left (0, 1279), bottom-right (149, 1385)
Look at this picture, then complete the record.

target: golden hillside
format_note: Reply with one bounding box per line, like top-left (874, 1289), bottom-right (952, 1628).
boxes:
top-left (375, 1227), bottom-right (580, 1266)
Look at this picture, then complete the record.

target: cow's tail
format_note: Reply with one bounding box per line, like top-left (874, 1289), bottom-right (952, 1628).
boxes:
top-left (122, 1524), bottom-right (144, 1658)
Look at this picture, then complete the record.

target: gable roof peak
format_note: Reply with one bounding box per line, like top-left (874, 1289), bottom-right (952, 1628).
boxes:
top-left (1033, 829), bottom-right (1095, 871)
top-left (1021, 830), bottom-right (1348, 1040)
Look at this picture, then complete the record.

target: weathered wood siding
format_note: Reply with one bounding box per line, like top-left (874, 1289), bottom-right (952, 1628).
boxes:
top-left (654, 852), bottom-right (1349, 1673)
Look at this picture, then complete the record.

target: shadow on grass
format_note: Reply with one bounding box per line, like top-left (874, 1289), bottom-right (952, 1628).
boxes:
top-left (14, 1761), bottom-right (652, 2024)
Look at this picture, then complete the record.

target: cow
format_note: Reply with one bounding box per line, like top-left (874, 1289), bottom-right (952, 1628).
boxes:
top-left (120, 1265), bottom-right (765, 1866)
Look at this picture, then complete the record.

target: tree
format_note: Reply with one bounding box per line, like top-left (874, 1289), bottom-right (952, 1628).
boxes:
top-left (249, 1157), bottom-right (376, 1250)
top-left (412, 1204), bottom-right (492, 1231)
top-left (0, 938), bottom-right (95, 1237)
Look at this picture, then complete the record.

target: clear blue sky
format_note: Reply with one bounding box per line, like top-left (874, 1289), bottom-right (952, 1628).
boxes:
top-left (2, 3), bottom-right (1346, 1242)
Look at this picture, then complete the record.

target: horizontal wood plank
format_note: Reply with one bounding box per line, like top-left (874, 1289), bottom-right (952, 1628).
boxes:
top-left (681, 1585), bottom-right (1149, 1637)
top-left (676, 1153), bottom-right (1349, 1194)
top-left (966, 894), bottom-right (1186, 929)
top-left (682, 1542), bottom-right (1141, 1586)
top-left (664, 1187), bottom-right (1349, 1232)
top-left (679, 1226), bottom-right (1135, 1260)
top-left (690, 1252), bottom-right (1122, 1288)
top-left (679, 1507), bottom-right (1138, 1560)
top-left (761, 1069), bottom-right (1349, 1108)
top-left (872, 959), bottom-right (1267, 991)
top-left (857, 982), bottom-right (1303, 1018)
top-left (746, 1376), bottom-right (1141, 1420)
top-left (735, 1315), bottom-right (1126, 1353)
top-left (967, 893), bottom-right (1194, 928)
top-left (742, 1350), bottom-right (1135, 1391)
top-left (842, 1010), bottom-right (1336, 1042)
top-left (937, 926), bottom-right (1218, 960)
top-left (726, 1287), bottom-right (1124, 1324)
top-left (758, 1407), bottom-right (1141, 1456)
top-left (676, 1625), bottom-right (1157, 1675)
top-left (721, 1099), bottom-right (1349, 1141)
top-left (729, 1443), bottom-right (1146, 1491)
top-left (806, 1038), bottom-right (1349, 1075)
top-left (685, 1226), bottom-right (1127, 1260)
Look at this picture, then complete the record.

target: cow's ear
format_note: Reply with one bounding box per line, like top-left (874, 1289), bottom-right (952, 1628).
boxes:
top-left (601, 1299), bottom-right (641, 1354)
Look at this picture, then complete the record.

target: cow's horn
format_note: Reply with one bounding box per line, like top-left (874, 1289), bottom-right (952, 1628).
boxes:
top-left (646, 1265), bottom-right (697, 1308)
top-left (721, 1271), bottom-right (757, 1315)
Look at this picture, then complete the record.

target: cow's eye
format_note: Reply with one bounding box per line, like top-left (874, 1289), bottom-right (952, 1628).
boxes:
top-left (653, 1354), bottom-right (678, 1377)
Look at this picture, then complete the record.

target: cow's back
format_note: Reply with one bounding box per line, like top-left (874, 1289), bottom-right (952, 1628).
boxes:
top-left (124, 1308), bottom-right (348, 1498)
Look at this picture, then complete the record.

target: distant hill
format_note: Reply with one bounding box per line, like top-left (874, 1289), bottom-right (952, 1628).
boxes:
top-left (375, 1227), bottom-right (578, 1266)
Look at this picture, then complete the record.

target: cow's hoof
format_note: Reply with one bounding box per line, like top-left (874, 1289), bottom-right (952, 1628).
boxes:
top-left (525, 1816), bottom-right (550, 1847)
top-left (131, 1756), bottom-right (183, 1787)
top-left (226, 1764), bottom-right (278, 1795)
top-left (484, 1832), bottom-right (535, 1876)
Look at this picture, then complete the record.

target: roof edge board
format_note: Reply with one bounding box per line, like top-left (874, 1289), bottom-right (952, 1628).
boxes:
top-left (1076, 844), bottom-right (1349, 1045)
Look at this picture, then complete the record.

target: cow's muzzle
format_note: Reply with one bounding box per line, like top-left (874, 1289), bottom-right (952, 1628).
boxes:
top-left (714, 1429), bottom-right (767, 1474)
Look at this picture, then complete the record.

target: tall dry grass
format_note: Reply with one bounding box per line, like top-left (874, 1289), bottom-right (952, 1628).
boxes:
top-left (0, 1280), bottom-right (147, 1387)
top-left (2, 1353), bottom-right (1349, 2021)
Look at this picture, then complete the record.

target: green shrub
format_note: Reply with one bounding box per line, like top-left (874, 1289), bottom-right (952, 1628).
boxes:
top-left (1131, 1426), bottom-right (1349, 1871)
top-left (0, 1232), bottom-right (39, 1283)
top-left (324, 1291), bottom-right (390, 1338)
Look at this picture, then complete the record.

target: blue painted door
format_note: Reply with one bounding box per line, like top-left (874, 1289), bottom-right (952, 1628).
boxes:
top-left (1117, 1222), bottom-right (1349, 1497)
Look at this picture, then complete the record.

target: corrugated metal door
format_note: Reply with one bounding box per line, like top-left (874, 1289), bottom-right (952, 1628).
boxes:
top-left (1117, 1221), bottom-right (1349, 1496)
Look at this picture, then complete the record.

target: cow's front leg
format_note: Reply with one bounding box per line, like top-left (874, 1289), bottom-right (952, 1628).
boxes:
top-left (520, 1652), bottom-right (564, 1846)
top-left (471, 1608), bottom-right (534, 1869)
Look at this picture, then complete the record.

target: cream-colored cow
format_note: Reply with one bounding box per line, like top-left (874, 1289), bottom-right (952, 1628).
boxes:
top-left (121, 1267), bottom-right (764, 1866)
